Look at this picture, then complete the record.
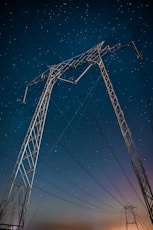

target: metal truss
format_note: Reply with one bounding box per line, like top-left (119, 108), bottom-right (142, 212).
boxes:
top-left (124, 206), bottom-right (140, 230)
top-left (0, 75), bottom-right (58, 229)
top-left (0, 40), bottom-right (152, 230)
top-left (97, 47), bottom-right (153, 224)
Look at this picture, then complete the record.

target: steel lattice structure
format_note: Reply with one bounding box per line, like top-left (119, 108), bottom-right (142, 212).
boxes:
top-left (124, 206), bottom-right (140, 230)
top-left (0, 41), bottom-right (153, 230)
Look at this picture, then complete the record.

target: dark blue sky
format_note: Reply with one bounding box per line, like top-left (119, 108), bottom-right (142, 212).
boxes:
top-left (0, 0), bottom-right (153, 229)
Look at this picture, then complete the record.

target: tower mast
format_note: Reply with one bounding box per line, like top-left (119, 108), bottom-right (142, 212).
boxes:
top-left (0, 41), bottom-right (152, 229)
top-left (0, 74), bottom-right (58, 230)
top-left (124, 206), bottom-right (140, 230)
top-left (97, 46), bottom-right (153, 223)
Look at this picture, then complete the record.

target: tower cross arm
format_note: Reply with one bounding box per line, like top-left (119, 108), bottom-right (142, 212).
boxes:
top-left (106, 41), bottom-right (142, 59)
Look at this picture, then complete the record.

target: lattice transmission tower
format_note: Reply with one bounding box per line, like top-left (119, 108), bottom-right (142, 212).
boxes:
top-left (125, 206), bottom-right (140, 230)
top-left (0, 41), bottom-right (153, 230)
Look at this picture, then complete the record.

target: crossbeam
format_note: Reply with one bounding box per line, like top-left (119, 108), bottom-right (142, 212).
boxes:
top-left (20, 41), bottom-right (141, 104)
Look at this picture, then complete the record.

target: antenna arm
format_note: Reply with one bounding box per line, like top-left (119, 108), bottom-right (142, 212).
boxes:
top-left (107, 41), bottom-right (142, 59)
top-left (17, 85), bottom-right (28, 104)
top-left (27, 69), bottom-right (50, 87)
top-left (17, 69), bottom-right (51, 104)
top-left (22, 85), bottom-right (28, 104)
top-left (131, 41), bottom-right (142, 59)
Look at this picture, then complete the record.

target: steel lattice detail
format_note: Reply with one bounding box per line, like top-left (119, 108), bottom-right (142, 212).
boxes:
top-left (97, 51), bottom-right (153, 224)
top-left (0, 74), bottom-right (57, 230)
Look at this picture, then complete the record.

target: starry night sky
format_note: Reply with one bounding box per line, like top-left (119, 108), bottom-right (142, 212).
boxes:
top-left (0, 0), bottom-right (153, 229)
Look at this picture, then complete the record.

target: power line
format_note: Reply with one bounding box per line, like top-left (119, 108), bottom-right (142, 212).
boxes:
top-left (75, 84), bottom-right (146, 208)
top-left (34, 184), bottom-right (104, 213)
top-left (41, 77), bottom-right (123, 210)
top-left (135, 213), bottom-right (150, 230)
top-left (41, 76), bottom-right (127, 206)
top-left (96, 124), bottom-right (146, 208)
top-left (49, 75), bottom-right (101, 153)
top-left (43, 75), bottom-right (143, 209)
top-left (0, 88), bottom-right (120, 213)
top-left (0, 165), bottom-right (108, 215)
top-left (74, 85), bottom-right (131, 205)
top-left (53, 80), bottom-right (132, 206)
top-left (45, 128), bottom-right (124, 206)
top-left (0, 135), bottom-right (119, 212)
top-left (0, 163), bottom-right (111, 214)
top-left (0, 158), bottom-right (117, 228)
top-left (36, 174), bottom-right (106, 212)
top-left (40, 157), bottom-right (118, 212)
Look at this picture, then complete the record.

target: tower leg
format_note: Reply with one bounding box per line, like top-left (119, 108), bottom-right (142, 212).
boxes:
top-left (0, 75), bottom-right (57, 230)
top-left (97, 51), bottom-right (153, 223)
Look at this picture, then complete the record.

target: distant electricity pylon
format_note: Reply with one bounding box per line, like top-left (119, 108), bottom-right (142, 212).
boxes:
top-left (0, 40), bottom-right (153, 230)
top-left (125, 206), bottom-right (140, 230)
